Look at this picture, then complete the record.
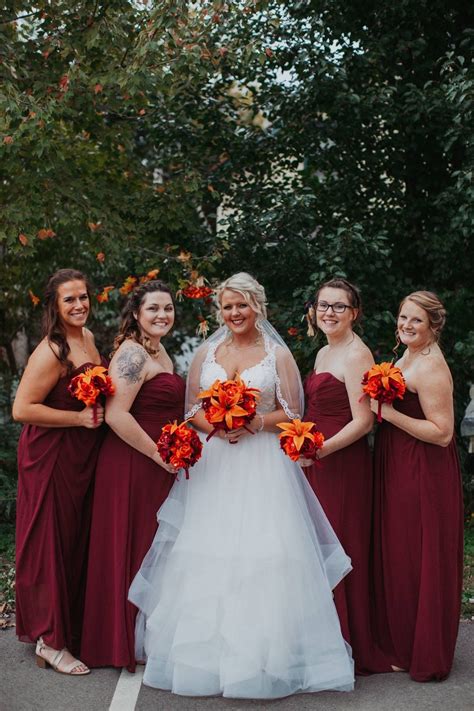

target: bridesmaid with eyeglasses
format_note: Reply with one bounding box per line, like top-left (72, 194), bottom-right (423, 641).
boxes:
top-left (302, 278), bottom-right (391, 675)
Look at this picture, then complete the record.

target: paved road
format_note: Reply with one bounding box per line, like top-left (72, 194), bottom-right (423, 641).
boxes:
top-left (1, 622), bottom-right (473, 711)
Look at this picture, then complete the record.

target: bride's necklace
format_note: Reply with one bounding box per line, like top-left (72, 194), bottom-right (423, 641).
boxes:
top-left (228, 334), bottom-right (262, 351)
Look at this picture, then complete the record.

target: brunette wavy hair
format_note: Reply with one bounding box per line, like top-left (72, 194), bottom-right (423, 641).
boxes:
top-left (42, 268), bottom-right (91, 374)
top-left (112, 280), bottom-right (175, 357)
top-left (309, 277), bottom-right (363, 329)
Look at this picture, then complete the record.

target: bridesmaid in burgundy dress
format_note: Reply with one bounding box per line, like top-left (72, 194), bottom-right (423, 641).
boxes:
top-left (81, 279), bottom-right (185, 672)
top-left (13, 269), bottom-right (105, 675)
top-left (303, 278), bottom-right (390, 674)
top-left (372, 291), bottom-right (463, 681)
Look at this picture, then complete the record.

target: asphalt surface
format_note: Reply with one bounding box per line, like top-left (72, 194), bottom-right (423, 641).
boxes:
top-left (1, 622), bottom-right (473, 711)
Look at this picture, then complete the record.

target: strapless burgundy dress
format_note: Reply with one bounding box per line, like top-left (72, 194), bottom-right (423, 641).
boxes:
top-left (15, 361), bottom-right (106, 654)
top-left (372, 390), bottom-right (463, 681)
top-left (304, 371), bottom-right (390, 674)
top-left (81, 372), bottom-right (185, 672)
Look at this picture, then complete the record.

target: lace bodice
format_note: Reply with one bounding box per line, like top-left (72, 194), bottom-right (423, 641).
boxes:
top-left (185, 331), bottom-right (301, 420)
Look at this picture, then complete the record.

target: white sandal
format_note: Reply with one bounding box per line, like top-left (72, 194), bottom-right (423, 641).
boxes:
top-left (36, 637), bottom-right (90, 676)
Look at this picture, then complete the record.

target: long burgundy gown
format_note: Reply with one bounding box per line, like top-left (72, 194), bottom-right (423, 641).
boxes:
top-left (15, 361), bottom-right (106, 654)
top-left (304, 371), bottom-right (390, 675)
top-left (81, 372), bottom-right (185, 672)
top-left (372, 390), bottom-right (464, 681)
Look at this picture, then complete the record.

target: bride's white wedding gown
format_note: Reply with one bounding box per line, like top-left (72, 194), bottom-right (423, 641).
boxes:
top-left (129, 335), bottom-right (354, 698)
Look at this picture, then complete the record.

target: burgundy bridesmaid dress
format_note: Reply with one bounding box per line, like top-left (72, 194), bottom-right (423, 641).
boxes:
top-left (81, 372), bottom-right (185, 672)
top-left (15, 361), bottom-right (106, 654)
top-left (304, 371), bottom-right (390, 674)
top-left (373, 390), bottom-right (464, 681)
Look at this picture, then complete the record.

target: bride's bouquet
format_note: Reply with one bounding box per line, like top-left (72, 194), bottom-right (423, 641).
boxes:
top-left (68, 365), bottom-right (115, 424)
top-left (360, 361), bottom-right (406, 422)
top-left (277, 419), bottom-right (325, 463)
top-left (156, 420), bottom-right (203, 479)
top-left (198, 374), bottom-right (260, 441)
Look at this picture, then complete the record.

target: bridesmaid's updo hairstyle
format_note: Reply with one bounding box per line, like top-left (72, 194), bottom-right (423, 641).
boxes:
top-left (399, 291), bottom-right (446, 343)
top-left (112, 279), bottom-right (175, 357)
top-left (42, 268), bottom-right (91, 374)
top-left (215, 272), bottom-right (268, 325)
top-left (313, 277), bottom-right (363, 327)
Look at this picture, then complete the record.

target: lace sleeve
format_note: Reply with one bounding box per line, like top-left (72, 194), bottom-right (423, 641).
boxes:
top-left (184, 342), bottom-right (209, 420)
top-left (273, 345), bottom-right (303, 420)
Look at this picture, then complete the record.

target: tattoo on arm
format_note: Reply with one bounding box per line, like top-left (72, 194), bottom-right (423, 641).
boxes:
top-left (116, 346), bottom-right (147, 384)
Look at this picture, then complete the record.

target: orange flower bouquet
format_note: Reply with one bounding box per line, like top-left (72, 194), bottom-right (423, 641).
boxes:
top-left (198, 375), bottom-right (260, 441)
top-left (276, 419), bottom-right (325, 463)
top-left (156, 420), bottom-right (203, 479)
top-left (361, 362), bottom-right (406, 422)
top-left (68, 365), bottom-right (115, 424)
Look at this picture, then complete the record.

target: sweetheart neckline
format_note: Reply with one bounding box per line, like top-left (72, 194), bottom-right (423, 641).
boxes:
top-left (210, 352), bottom-right (272, 381)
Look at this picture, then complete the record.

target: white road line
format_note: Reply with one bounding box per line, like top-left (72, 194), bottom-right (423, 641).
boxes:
top-left (108, 666), bottom-right (144, 711)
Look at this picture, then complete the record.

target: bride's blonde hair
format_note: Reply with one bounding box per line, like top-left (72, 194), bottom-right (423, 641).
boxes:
top-left (215, 272), bottom-right (268, 325)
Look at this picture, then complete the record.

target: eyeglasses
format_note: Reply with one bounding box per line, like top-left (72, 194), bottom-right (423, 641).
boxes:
top-left (315, 301), bottom-right (353, 314)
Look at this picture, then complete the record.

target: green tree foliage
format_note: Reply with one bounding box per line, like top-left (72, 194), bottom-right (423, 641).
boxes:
top-left (1, 1), bottom-right (473, 505)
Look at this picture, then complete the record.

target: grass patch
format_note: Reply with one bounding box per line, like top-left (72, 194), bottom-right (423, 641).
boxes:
top-left (0, 522), bottom-right (15, 627)
top-left (462, 523), bottom-right (474, 619)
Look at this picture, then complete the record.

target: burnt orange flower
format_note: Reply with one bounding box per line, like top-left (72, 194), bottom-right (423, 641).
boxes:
top-left (37, 228), bottom-right (56, 240)
top-left (96, 285), bottom-right (115, 303)
top-left (69, 366), bottom-right (115, 408)
top-left (28, 289), bottom-right (40, 307)
top-left (277, 419), bottom-right (325, 463)
top-left (156, 420), bottom-right (202, 479)
top-left (139, 268), bottom-right (160, 284)
top-left (19, 233), bottom-right (29, 246)
top-left (287, 327), bottom-right (298, 337)
top-left (361, 362), bottom-right (406, 422)
top-left (96, 251), bottom-right (105, 262)
top-left (182, 285), bottom-right (214, 299)
top-left (199, 375), bottom-right (260, 440)
top-left (119, 275), bottom-right (138, 295)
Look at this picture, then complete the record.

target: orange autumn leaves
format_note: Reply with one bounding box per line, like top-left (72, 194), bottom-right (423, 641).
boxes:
top-left (277, 419), bottom-right (325, 462)
top-left (156, 420), bottom-right (203, 479)
top-left (199, 375), bottom-right (260, 440)
top-left (96, 269), bottom-right (160, 302)
top-left (361, 362), bottom-right (406, 422)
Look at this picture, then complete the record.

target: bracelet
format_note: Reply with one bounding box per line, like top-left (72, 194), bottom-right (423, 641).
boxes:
top-left (256, 414), bottom-right (265, 432)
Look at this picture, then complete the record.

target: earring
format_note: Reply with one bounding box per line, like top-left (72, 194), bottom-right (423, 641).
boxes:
top-left (304, 302), bottom-right (316, 337)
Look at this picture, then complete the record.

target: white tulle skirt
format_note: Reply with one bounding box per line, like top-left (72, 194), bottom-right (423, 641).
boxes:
top-left (129, 431), bottom-right (354, 698)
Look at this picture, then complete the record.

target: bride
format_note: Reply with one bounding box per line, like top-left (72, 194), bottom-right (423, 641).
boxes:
top-left (129, 272), bottom-right (354, 698)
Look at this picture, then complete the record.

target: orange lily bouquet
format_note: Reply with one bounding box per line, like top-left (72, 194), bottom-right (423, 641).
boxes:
top-left (68, 365), bottom-right (115, 424)
top-left (277, 419), bottom-right (325, 462)
top-left (198, 375), bottom-right (260, 441)
top-left (156, 420), bottom-right (203, 479)
top-left (361, 362), bottom-right (406, 422)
